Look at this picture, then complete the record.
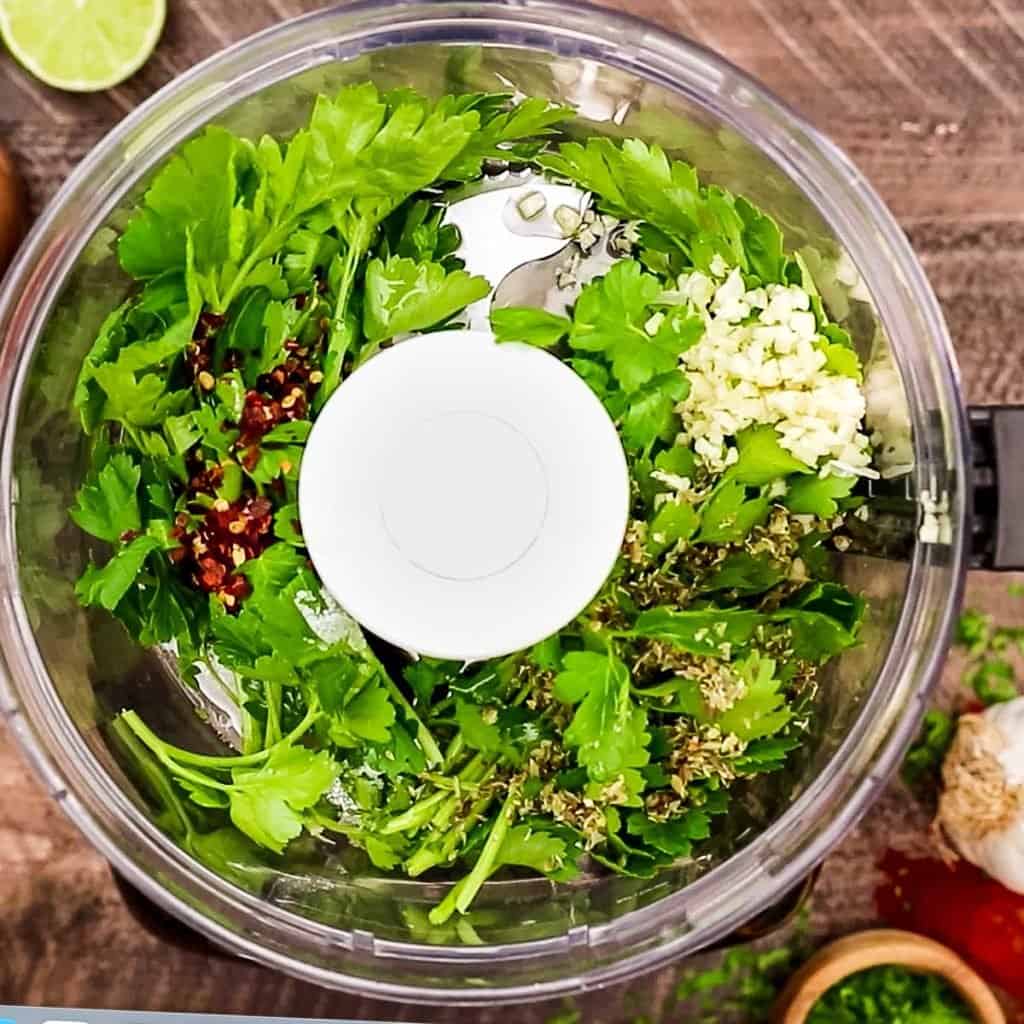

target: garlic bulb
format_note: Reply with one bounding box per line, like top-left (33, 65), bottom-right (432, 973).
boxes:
top-left (937, 697), bottom-right (1024, 893)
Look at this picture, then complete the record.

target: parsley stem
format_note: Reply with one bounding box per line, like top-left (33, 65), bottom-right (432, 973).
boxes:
top-left (318, 221), bottom-right (373, 404)
top-left (128, 739), bottom-right (235, 793)
top-left (109, 716), bottom-right (194, 840)
top-left (118, 703), bottom-right (320, 771)
top-left (264, 680), bottom-right (282, 747)
top-left (428, 788), bottom-right (517, 925)
top-left (379, 789), bottom-right (448, 835)
top-left (382, 754), bottom-right (489, 837)
top-left (443, 731), bottom-right (465, 771)
top-left (217, 224), bottom-right (293, 314)
top-left (406, 787), bottom-right (497, 877)
top-left (378, 673), bottom-right (443, 769)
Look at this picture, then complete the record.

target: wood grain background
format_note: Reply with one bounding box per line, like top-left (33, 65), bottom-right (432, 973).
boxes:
top-left (2, 1), bottom-right (1024, 1021)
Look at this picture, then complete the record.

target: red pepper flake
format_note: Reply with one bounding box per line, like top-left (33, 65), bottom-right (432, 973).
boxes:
top-left (235, 352), bottom-right (319, 448)
top-left (175, 495), bottom-right (274, 610)
top-left (188, 461), bottom-right (224, 497)
top-left (185, 312), bottom-right (227, 382)
top-left (237, 390), bottom-right (285, 447)
top-left (194, 311), bottom-right (226, 340)
top-left (240, 444), bottom-right (261, 473)
top-left (876, 849), bottom-right (1024, 999)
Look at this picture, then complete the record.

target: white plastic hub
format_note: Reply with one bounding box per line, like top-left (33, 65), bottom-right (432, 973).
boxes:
top-left (299, 329), bottom-right (629, 661)
top-left (377, 411), bottom-right (548, 581)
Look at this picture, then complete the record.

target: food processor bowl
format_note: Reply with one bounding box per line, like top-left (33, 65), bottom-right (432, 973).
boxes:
top-left (0, 0), bottom-right (969, 1004)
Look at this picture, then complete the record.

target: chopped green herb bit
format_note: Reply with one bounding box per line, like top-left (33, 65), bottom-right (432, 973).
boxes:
top-left (806, 965), bottom-right (974, 1024)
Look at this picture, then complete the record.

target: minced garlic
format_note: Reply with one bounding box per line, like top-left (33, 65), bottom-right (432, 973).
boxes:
top-left (672, 267), bottom-right (872, 475)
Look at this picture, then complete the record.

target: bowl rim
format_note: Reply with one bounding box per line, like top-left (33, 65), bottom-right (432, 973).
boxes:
top-left (0, 0), bottom-right (969, 1004)
top-left (772, 928), bottom-right (1007, 1024)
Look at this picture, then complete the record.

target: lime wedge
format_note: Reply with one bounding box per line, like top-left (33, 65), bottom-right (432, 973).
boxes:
top-left (0, 0), bottom-right (166, 92)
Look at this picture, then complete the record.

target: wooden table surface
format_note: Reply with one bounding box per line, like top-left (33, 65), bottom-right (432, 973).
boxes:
top-left (2, 1), bottom-right (1024, 1021)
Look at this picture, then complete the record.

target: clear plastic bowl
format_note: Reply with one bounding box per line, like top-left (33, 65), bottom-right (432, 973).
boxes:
top-left (0, 0), bottom-right (968, 1005)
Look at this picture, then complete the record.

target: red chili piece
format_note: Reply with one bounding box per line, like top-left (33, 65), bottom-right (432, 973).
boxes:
top-left (171, 496), bottom-right (274, 611)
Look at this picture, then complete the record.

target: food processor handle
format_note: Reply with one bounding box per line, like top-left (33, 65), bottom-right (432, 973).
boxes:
top-left (969, 405), bottom-right (1024, 570)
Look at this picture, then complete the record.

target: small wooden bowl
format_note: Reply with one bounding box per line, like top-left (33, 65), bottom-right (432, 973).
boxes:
top-left (773, 929), bottom-right (1006, 1024)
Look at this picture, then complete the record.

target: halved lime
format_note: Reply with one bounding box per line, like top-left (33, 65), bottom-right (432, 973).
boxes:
top-left (0, 0), bottom-right (166, 92)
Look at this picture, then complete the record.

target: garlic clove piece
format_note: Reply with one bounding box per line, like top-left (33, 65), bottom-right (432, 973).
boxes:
top-left (937, 699), bottom-right (1024, 895)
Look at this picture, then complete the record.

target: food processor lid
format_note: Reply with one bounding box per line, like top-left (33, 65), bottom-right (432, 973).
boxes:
top-left (298, 328), bottom-right (630, 660)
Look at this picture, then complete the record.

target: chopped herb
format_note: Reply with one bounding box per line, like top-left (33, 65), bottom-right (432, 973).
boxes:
top-left (806, 965), bottom-right (974, 1024)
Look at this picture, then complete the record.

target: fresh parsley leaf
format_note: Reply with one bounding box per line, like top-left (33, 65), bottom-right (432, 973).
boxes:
top-left (262, 420), bottom-right (312, 445)
top-left (332, 676), bottom-right (396, 744)
top-left (733, 734), bottom-right (802, 774)
top-left (626, 807), bottom-right (710, 857)
top-left (258, 295), bottom-right (308, 379)
top-left (728, 425), bottom-right (809, 486)
top-left (636, 222), bottom-right (687, 279)
top-left (86, 317), bottom-right (193, 428)
top-left (655, 444), bottom-right (698, 480)
top-left (819, 323), bottom-right (862, 381)
top-left (229, 743), bottom-right (339, 853)
top-left (378, 199), bottom-right (461, 267)
top-left (448, 657), bottom-right (517, 704)
top-left (133, 560), bottom-right (202, 649)
top-left (689, 186), bottom-right (746, 275)
top-left (735, 195), bottom-right (785, 284)
top-left (442, 96), bottom-right (572, 181)
top-left (713, 653), bottom-right (791, 741)
top-left (119, 127), bottom-right (243, 280)
top-left (570, 261), bottom-right (702, 392)
top-left (363, 256), bottom-right (490, 343)
top-left (241, 542), bottom-right (308, 597)
top-left (700, 552), bottom-right (785, 595)
top-left (70, 451), bottom-right (141, 542)
top-left (215, 370), bottom-right (246, 422)
top-left (403, 659), bottom-right (451, 707)
top-left (620, 371), bottom-right (689, 451)
top-left (783, 472), bottom-right (857, 518)
top-left (554, 651), bottom-right (650, 782)
top-left (789, 581), bottom-right (866, 635)
top-left (314, 87), bottom-right (481, 394)
top-left (273, 503), bottom-right (305, 547)
top-left (75, 534), bottom-right (162, 611)
top-left (529, 635), bottom-right (562, 672)
top-left (771, 608), bottom-right (856, 662)
top-left (696, 479), bottom-right (771, 544)
top-left (364, 834), bottom-right (405, 870)
top-left (592, 805), bottom-right (670, 878)
top-left (493, 823), bottom-right (569, 877)
top-left (74, 301), bottom-right (132, 432)
top-left (455, 697), bottom-right (503, 755)
top-left (163, 412), bottom-right (202, 455)
top-left (647, 499), bottom-right (699, 555)
top-left (631, 607), bottom-right (762, 656)
top-left (541, 138), bottom-right (701, 247)
top-left (491, 306), bottom-right (571, 347)
top-left (820, 340), bottom-right (862, 381)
